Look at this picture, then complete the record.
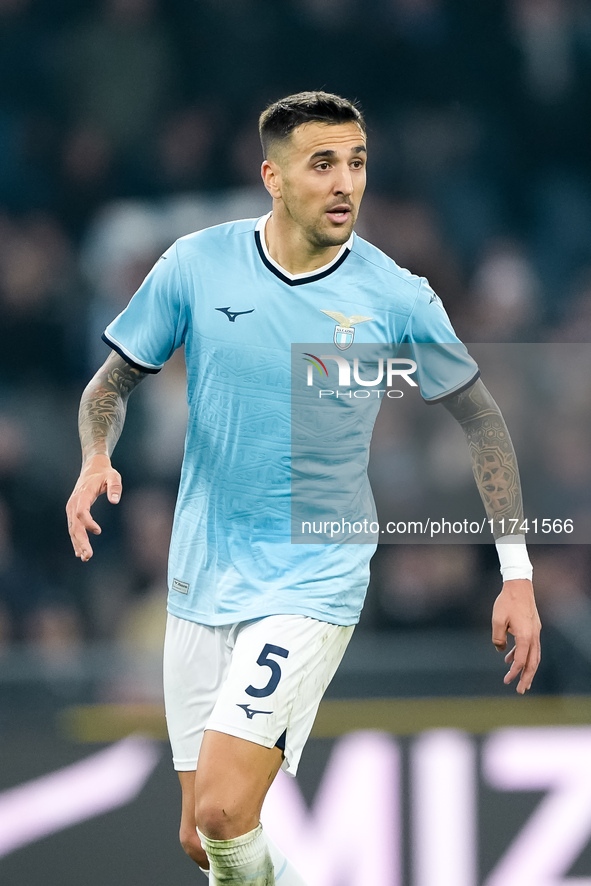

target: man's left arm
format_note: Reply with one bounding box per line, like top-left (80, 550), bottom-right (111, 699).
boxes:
top-left (443, 378), bottom-right (541, 693)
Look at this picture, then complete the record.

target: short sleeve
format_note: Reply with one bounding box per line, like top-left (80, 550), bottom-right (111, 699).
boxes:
top-left (401, 278), bottom-right (479, 403)
top-left (102, 242), bottom-right (186, 372)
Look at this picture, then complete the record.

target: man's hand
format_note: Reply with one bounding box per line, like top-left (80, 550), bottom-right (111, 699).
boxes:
top-left (492, 578), bottom-right (541, 694)
top-left (66, 454), bottom-right (122, 561)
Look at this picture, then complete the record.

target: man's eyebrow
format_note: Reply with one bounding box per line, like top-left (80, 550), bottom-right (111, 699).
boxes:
top-left (309, 145), bottom-right (367, 160)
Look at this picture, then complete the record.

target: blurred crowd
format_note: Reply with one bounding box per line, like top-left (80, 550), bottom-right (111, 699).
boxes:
top-left (1, 0), bottom-right (591, 693)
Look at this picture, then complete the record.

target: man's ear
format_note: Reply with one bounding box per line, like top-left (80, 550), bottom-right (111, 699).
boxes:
top-left (261, 159), bottom-right (282, 200)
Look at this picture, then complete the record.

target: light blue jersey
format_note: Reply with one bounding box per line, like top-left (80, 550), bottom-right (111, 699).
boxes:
top-left (103, 213), bottom-right (479, 626)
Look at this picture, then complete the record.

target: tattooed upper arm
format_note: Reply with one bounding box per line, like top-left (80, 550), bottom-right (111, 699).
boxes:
top-left (78, 352), bottom-right (149, 461)
top-left (102, 351), bottom-right (150, 395)
top-left (441, 377), bottom-right (493, 422)
top-left (442, 378), bottom-right (524, 536)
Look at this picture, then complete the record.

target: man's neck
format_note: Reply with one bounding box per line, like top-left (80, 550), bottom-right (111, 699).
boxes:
top-left (264, 211), bottom-right (343, 276)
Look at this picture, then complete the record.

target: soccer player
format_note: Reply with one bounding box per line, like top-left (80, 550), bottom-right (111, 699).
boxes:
top-left (66, 92), bottom-right (541, 885)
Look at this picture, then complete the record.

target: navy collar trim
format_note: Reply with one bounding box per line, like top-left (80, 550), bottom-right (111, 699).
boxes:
top-left (254, 218), bottom-right (352, 287)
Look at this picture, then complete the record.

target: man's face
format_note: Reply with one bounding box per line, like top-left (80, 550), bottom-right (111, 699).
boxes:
top-left (269, 121), bottom-right (367, 248)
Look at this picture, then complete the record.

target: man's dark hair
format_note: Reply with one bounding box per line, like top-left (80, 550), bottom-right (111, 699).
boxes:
top-left (259, 91), bottom-right (365, 159)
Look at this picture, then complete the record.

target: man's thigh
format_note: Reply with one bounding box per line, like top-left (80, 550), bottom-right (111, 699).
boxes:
top-left (194, 731), bottom-right (284, 838)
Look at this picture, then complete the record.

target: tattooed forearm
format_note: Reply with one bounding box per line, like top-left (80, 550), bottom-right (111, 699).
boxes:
top-left (79, 351), bottom-right (148, 463)
top-left (443, 379), bottom-right (523, 539)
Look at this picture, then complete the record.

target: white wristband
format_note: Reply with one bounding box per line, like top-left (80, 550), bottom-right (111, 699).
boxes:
top-left (495, 534), bottom-right (533, 581)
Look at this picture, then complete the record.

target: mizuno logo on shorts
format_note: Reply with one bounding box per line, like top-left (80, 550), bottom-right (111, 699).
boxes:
top-left (236, 704), bottom-right (272, 719)
top-left (172, 578), bottom-right (190, 594)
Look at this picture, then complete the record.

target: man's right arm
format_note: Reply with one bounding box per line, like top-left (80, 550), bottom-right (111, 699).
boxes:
top-left (66, 351), bottom-right (148, 561)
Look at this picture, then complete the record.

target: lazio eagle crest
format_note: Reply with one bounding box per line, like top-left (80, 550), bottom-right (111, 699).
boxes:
top-left (321, 310), bottom-right (374, 350)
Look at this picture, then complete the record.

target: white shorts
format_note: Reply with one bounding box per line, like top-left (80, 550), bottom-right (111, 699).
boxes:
top-left (163, 612), bottom-right (354, 776)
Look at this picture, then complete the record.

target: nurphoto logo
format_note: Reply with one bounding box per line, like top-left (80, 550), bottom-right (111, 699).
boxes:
top-left (303, 353), bottom-right (418, 399)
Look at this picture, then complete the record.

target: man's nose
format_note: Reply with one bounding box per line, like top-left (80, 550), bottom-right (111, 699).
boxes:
top-left (333, 166), bottom-right (353, 195)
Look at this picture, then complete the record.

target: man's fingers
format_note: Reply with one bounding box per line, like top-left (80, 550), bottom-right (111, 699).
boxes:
top-left (491, 597), bottom-right (509, 651)
top-left (66, 465), bottom-right (121, 561)
top-left (70, 527), bottom-right (94, 561)
top-left (503, 654), bottom-right (526, 685)
top-left (66, 463), bottom-right (124, 563)
top-left (82, 515), bottom-right (102, 535)
top-left (492, 581), bottom-right (541, 693)
top-left (503, 639), bottom-right (541, 693)
top-left (67, 504), bottom-right (101, 562)
top-left (72, 506), bottom-right (102, 535)
top-left (503, 637), bottom-right (539, 693)
top-left (106, 472), bottom-right (122, 504)
top-left (70, 520), bottom-right (94, 552)
top-left (516, 642), bottom-right (541, 694)
top-left (492, 624), bottom-right (507, 652)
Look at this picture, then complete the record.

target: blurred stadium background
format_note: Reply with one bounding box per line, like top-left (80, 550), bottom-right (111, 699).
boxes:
top-left (2, 0), bottom-right (591, 883)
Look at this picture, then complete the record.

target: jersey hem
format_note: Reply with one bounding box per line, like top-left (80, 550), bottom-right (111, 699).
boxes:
top-left (102, 332), bottom-right (163, 374)
top-left (166, 600), bottom-right (360, 628)
top-left (423, 369), bottom-right (481, 404)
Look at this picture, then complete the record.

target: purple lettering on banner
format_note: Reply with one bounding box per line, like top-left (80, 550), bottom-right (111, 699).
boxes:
top-left (262, 731), bottom-right (400, 886)
top-left (412, 730), bottom-right (477, 886)
top-left (484, 727), bottom-right (591, 886)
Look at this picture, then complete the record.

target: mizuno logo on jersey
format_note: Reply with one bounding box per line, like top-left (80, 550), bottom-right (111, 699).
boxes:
top-left (236, 704), bottom-right (272, 719)
top-left (216, 307), bottom-right (255, 322)
top-left (321, 310), bottom-right (373, 350)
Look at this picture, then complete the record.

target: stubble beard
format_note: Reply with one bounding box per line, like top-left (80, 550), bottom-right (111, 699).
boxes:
top-left (305, 211), bottom-right (357, 250)
top-left (281, 186), bottom-right (357, 250)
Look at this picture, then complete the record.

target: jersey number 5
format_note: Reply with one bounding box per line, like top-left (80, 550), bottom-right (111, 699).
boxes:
top-left (246, 643), bottom-right (289, 698)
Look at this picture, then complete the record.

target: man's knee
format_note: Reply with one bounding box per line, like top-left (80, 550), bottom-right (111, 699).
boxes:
top-left (193, 731), bottom-right (283, 839)
top-left (179, 823), bottom-right (209, 868)
top-left (195, 794), bottom-right (255, 841)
